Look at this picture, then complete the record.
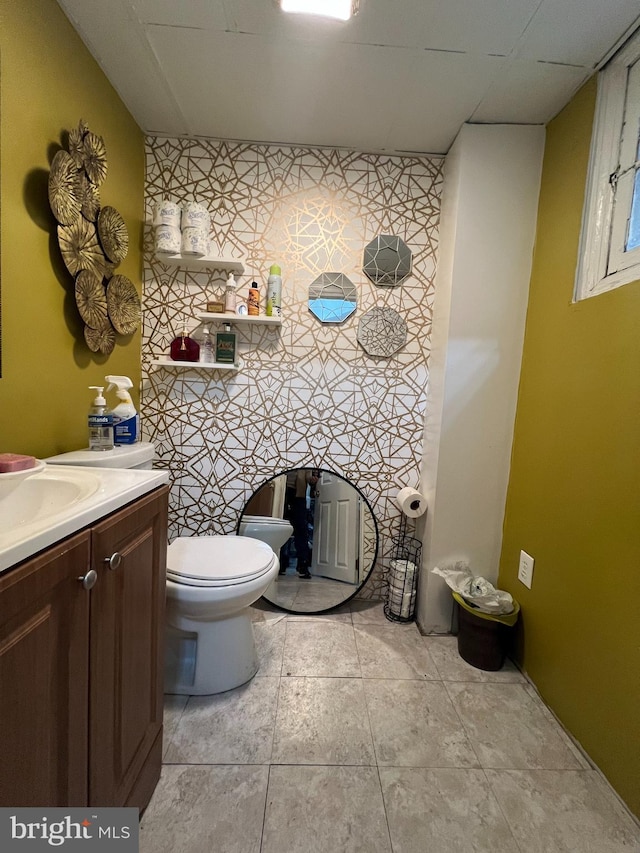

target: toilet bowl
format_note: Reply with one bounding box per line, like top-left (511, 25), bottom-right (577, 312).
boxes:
top-left (164, 535), bottom-right (280, 695)
top-left (239, 515), bottom-right (294, 552)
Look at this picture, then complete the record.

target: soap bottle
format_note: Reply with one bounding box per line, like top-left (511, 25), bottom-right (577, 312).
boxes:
top-left (170, 328), bottom-right (200, 362)
top-left (200, 325), bottom-right (214, 363)
top-left (224, 273), bottom-right (237, 314)
top-left (105, 375), bottom-right (139, 444)
top-left (247, 282), bottom-right (260, 316)
top-left (215, 322), bottom-right (237, 365)
top-left (88, 386), bottom-right (114, 451)
top-left (266, 264), bottom-right (282, 317)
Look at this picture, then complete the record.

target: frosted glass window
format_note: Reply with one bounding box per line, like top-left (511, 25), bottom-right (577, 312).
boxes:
top-left (627, 169), bottom-right (640, 251)
top-left (575, 32), bottom-right (640, 299)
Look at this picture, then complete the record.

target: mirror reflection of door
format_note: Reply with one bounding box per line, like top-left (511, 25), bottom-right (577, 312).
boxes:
top-left (237, 468), bottom-right (378, 614)
top-left (312, 470), bottom-right (359, 584)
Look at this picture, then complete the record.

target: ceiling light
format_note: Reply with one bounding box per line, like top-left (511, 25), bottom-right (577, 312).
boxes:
top-left (280, 1), bottom-right (359, 22)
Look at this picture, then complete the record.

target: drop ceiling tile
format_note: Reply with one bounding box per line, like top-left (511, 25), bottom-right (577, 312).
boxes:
top-left (147, 26), bottom-right (480, 151)
top-left (471, 59), bottom-right (593, 124)
top-left (382, 52), bottom-right (508, 153)
top-left (222, 0), bottom-right (540, 54)
top-left (57, 0), bottom-right (187, 134)
top-left (132, 0), bottom-right (229, 28)
top-left (515, 0), bottom-right (640, 66)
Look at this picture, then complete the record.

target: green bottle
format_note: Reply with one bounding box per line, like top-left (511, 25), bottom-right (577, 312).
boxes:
top-left (215, 323), bottom-right (237, 365)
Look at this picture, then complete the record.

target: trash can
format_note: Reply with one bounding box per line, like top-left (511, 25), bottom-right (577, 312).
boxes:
top-left (453, 592), bottom-right (520, 671)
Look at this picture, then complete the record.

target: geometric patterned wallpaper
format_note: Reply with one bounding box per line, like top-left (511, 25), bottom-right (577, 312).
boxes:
top-left (142, 138), bottom-right (443, 599)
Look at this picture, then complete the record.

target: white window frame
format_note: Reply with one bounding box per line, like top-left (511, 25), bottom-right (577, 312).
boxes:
top-left (575, 31), bottom-right (640, 301)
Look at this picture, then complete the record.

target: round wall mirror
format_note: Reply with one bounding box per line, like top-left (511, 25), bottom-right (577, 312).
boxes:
top-left (236, 468), bottom-right (379, 613)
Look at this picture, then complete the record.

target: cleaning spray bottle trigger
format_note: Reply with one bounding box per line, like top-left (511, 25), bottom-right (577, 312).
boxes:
top-left (105, 375), bottom-right (139, 445)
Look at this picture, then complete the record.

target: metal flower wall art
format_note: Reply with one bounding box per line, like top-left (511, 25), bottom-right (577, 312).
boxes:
top-left (48, 119), bottom-right (140, 355)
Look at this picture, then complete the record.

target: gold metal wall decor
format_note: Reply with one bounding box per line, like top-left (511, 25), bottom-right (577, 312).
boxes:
top-left (48, 118), bottom-right (140, 355)
top-left (79, 173), bottom-right (100, 222)
top-left (48, 151), bottom-right (82, 225)
top-left (75, 269), bottom-right (109, 331)
top-left (98, 206), bottom-right (129, 264)
top-left (58, 217), bottom-right (105, 278)
top-left (84, 324), bottom-right (116, 355)
top-left (106, 274), bottom-right (141, 335)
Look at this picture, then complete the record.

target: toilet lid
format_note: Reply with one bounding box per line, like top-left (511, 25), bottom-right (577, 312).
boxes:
top-left (167, 535), bottom-right (276, 587)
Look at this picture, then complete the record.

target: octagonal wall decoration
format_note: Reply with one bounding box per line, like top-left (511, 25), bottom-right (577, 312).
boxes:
top-left (357, 307), bottom-right (407, 357)
top-left (363, 234), bottom-right (412, 286)
top-left (308, 272), bottom-right (357, 323)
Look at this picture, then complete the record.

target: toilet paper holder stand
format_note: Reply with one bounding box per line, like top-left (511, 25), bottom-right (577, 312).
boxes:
top-left (384, 515), bottom-right (422, 624)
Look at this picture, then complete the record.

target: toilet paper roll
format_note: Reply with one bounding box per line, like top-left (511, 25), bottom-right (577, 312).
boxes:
top-left (395, 487), bottom-right (427, 518)
top-left (181, 202), bottom-right (210, 230)
top-left (153, 199), bottom-right (181, 228)
top-left (154, 224), bottom-right (181, 254)
top-left (181, 226), bottom-right (209, 257)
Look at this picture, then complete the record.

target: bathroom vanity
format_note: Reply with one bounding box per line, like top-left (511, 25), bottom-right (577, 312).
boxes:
top-left (0, 479), bottom-right (169, 810)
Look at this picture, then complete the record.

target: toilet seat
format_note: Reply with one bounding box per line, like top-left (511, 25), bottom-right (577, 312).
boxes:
top-left (167, 535), bottom-right (277, 587)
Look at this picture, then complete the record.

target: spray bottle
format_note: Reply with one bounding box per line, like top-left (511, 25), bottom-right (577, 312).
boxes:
top-left (105, 375), bottom-right (139, 445)
top-left (266, 264), bottom-right (282, 317)
top-left (88, 387), bottom-right (114, 451)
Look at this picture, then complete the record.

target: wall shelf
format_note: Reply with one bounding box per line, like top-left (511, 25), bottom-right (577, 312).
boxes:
top-left (149, 357), bottom-right (240, 372)
top-left (154, 252), bottom-right (245, 275)
top-left (197, 312), bottom-right (282, 326)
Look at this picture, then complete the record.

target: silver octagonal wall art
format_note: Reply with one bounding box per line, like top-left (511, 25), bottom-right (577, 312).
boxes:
top-left (363, 234), bottom-right (412, 286)
top-left (308, 272), bottom-right (357, 323)
top-left (357, 307), bottom-right (407, 357)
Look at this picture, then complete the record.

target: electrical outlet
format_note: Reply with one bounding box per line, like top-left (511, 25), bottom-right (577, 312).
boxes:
top-left (518, 550), bottom-right (535, 588)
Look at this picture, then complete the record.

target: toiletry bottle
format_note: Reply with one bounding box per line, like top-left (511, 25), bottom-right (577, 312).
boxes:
top-left (247, 282), bottom-right (260, 316)
top-left (170, 328), bottom-right (200, 362)
top-left (200, 325), bottom-right (214, 363)
top-left (224, 273), bottom-right (237, 313)
top-left (266, 264), bottom-right (282, 317)
top-left (215, 322), bottom-right (237, 365)
top-left (105, 375), bottom-right (139, 444)
top-left (88, 386), bottom-right (114, 451)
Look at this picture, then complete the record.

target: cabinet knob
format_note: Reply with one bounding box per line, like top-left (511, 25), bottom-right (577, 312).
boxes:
top-left (104, 552), bottom-right (123, 571)
top-left (78, 569), bottom-right (98, 590)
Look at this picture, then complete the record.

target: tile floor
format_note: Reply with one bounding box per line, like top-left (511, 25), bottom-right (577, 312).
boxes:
top-left (141, 601), bottom-right (640, 853)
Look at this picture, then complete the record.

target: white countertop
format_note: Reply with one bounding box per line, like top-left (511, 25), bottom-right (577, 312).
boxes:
top-left (0, 464), bottom-right (169, 574)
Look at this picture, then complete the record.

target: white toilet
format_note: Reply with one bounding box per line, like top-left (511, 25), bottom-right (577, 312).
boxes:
top-left (164, 516), bottom-right (294, 695)
top-left (164, 535), bottom-right (280, 695)
top-left (46, 443), bottom-right (291, 696)
top-left (239, 514), bottom-right (294, 552)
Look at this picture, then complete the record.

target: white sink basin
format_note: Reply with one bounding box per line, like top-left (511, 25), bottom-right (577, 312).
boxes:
top-left (0, 467), bottom-right (101, 528)
top-left (0, 463), bottom-right (169, 573)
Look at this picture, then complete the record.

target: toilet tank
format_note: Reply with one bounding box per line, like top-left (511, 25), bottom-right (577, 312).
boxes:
top-left (46, 442), bottom-right (155, 470)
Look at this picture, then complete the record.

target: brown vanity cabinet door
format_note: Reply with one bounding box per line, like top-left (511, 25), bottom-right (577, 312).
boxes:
top-left (0, 532), bottom-right (91, 807)
top-left (88, 486), bottom-right (168, 809)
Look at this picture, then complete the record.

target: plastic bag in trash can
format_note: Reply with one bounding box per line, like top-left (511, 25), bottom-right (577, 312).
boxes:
top-left (432, 562), bottom-right (514, 615)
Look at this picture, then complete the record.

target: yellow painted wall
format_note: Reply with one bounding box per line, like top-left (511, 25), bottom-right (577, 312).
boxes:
top-left (0, 0), bottom-right (143, 457)
top-left (499, 78), bottom-right (640, 816)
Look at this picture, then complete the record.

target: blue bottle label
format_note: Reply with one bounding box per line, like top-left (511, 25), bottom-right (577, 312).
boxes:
top-left (113, 414), bottom-right (138, 444)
